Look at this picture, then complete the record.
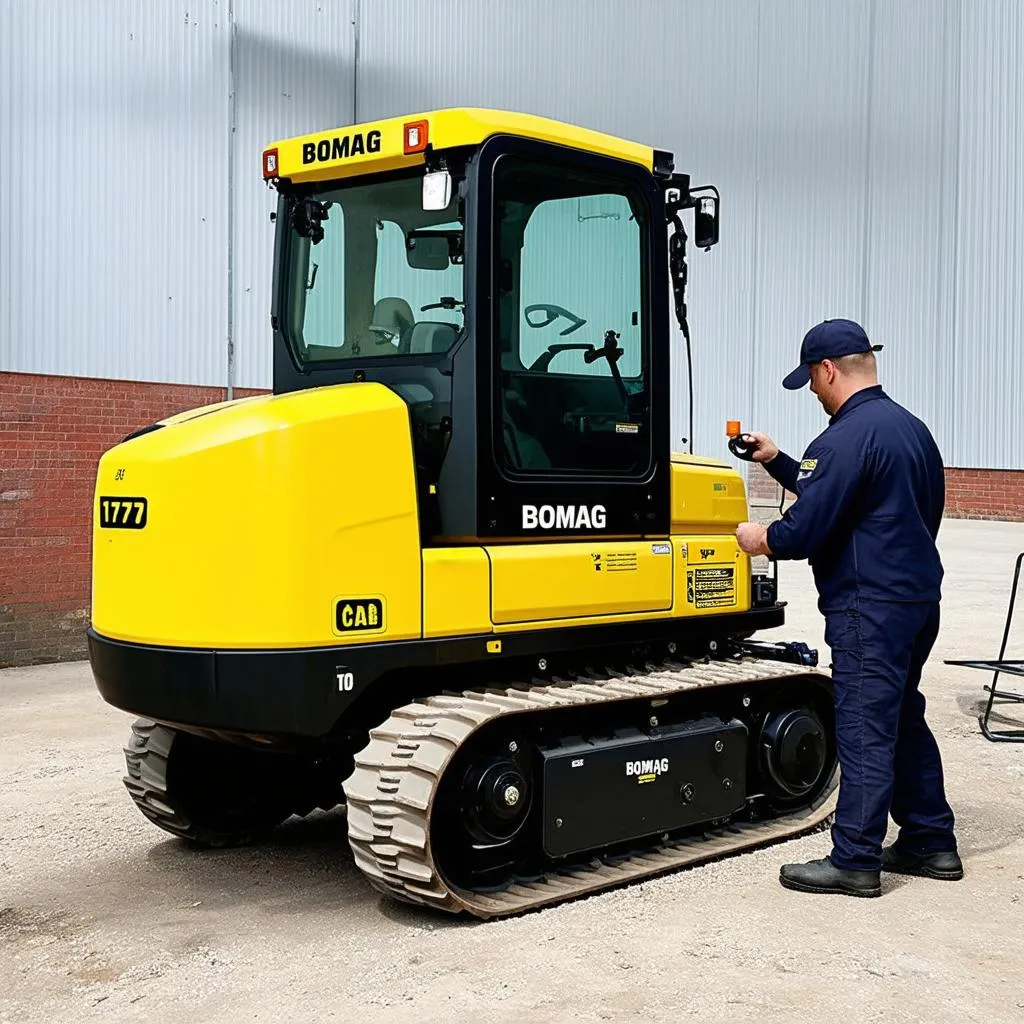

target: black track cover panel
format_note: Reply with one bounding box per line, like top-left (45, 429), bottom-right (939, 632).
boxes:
top-left (540, 717), bottom-right (748, 858)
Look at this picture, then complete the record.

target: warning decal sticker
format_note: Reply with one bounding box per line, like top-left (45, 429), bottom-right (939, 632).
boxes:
top-left (686, 567), bottom-right (736, 609)
top-left (591, 551), bottom-right (639, 573)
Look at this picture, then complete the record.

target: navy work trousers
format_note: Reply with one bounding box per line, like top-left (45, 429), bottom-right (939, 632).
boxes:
top-left (824, 599), bottom-right (957, 872)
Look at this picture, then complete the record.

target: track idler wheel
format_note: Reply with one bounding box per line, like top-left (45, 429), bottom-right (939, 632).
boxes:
top-left (758, 707), bottom-right (829, 801)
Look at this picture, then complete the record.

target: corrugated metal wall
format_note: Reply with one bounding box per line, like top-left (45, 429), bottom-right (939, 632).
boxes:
top-left (0, 0), bottom-right (230, 386)
top-left (230, 0), bottom-right (356, 390)
top-left (1, 0), bottom-right (1021, 470)
top-left (954, 1), bottom-right (1024, 472)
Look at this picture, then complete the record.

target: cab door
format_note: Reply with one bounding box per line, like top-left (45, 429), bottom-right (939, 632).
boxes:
top-left (472, 134), bottom-right (672, 541)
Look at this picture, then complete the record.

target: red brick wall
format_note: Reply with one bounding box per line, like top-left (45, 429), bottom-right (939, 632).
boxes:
top-left (945, 467), bottom-right (1024, 520)
top-left (746, 463), bottom-right (1024, 521)
top-left (0, 371), bottom-right (267, 668)
top-left (747, 463), bottom-right (786, 507)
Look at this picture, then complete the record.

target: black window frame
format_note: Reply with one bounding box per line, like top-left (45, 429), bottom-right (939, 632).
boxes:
top-left (483, 139), bottom-right (659, 487)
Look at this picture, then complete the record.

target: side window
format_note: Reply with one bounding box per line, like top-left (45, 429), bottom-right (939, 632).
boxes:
top-left (285, 173), bottom-right (467, 365)
top-left (302, 205), bottom-right (345, 351)
top-left (494, 156), bottom-right (649, 477)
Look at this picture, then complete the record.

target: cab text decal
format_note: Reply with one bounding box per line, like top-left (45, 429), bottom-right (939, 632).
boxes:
top-left (303, 131), bottom-right (382, 164)
top-left (334, 597), bottom-right (385, 634)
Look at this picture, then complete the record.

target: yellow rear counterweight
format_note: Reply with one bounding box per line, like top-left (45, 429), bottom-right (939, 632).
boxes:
top-left (91, 382), bottom-right (421, 649)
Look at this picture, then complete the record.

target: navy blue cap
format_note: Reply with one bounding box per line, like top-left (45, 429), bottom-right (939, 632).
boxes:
top-left (782, 318), bottom-right (883, 390)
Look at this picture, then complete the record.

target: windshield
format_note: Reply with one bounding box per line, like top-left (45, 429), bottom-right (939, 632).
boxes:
top-left (280, 171), bottom-right (465, 365)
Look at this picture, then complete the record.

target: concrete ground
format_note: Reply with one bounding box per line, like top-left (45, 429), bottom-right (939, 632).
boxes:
top-left (2, 518), bottom-right (1023, 1024)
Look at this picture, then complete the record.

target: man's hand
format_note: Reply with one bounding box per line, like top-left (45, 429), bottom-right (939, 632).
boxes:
top-left (740, 431), bottom-right (779, 464)
top-left (736, 522), bottom-right (772, 556)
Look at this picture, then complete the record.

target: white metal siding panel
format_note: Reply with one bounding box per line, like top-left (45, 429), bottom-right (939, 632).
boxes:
top-left (230, 0), bottom-right (356, 390)
top-left (0, 0), bottom-right (230, 386)
top-left (862, 0), bottom-right (960, 462)
top-left (953, 0), bottom-right (1024, 469)
top-left (746, 0), bottom-right (874, 463)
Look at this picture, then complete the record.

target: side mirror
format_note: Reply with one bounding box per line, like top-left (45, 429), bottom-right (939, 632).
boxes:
top-left (693, 194), bottom-right (719, 249)
top-left (422, 169), bottom-right (452, 211)
top-left (290, 197), bottom-right (330, 244)
top-left (406, 232), bottom-right (450, 270)
top-left (406, 228), bottom-right (464, 269)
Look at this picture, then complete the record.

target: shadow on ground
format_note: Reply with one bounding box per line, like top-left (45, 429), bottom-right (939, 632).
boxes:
top-left (134, 806), bottom-right (476, 930)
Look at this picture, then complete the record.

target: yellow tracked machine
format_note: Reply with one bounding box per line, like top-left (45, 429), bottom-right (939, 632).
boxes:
top-left (88, 109), bottom-right (838, 918)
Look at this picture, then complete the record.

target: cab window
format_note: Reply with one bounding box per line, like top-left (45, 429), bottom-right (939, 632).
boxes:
top-left (282, 172), bottom-right (465, 363)
top-left (494, 155), bottom-right (650, 476)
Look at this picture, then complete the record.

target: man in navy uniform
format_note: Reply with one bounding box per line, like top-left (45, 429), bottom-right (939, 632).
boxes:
top-left (735, 318), bottom-right (961, 897)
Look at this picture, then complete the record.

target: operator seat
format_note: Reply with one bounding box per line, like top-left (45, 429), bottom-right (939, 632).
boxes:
top-left (367, 297), bottom-right (414, 351)
top-left (405, 321), bottom-right (459, 354)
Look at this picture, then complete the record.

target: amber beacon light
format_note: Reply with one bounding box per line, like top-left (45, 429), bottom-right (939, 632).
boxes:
top-left (726, 420), bottom-right (757, 460)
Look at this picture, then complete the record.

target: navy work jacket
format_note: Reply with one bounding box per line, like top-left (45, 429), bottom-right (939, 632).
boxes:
top-left (764, 385), bottom-right (945, 612)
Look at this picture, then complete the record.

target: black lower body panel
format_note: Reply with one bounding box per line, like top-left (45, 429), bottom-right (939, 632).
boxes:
top-left (87, 605), bottom-right (784, 741)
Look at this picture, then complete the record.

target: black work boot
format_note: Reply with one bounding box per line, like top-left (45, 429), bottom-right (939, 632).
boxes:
top-left (881, 846), bottom-right (964, 880)
top-left (779, 856), bottom-right (882, 897)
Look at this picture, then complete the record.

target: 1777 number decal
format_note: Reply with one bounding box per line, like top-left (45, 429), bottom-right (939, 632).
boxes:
top-left (99, 496), bottom-right (148, 529)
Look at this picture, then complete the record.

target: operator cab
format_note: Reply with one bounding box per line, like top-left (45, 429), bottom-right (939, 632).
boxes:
top-left (265, 109), bottom-right (718, 544)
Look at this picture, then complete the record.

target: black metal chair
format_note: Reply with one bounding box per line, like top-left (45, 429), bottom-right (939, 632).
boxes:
top-left (945, 551), bottom-right (1024, 742)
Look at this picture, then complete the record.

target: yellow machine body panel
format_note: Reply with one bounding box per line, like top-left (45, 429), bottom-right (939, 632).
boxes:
top-left (670, 452), bottom-right (750, 534)
top-left (416, 534), bottom-right (751, 638)
top-left (487, 542), bottom-right (674, 625)
top-left (419, 462), bottom-right (752, 635)
top-left (265, 107), bottom-right (655, 186)
top-left (91, 382), bottom-right (422, 649)
top-left (480, 538), bottom-right (749, 634)
top-left (422, 547), bottom-right (492, 639)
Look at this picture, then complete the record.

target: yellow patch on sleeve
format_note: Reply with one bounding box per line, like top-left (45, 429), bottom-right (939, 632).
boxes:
top-left (799, 459), bottom-right (818, 472)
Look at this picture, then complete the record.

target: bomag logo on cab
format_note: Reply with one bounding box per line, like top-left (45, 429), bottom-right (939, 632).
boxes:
top-left (302, 130), bottom-right (382, 164)
top-left (625, 757), bottom-right (670, 784)
top-left (522, 504), bottom-right (606, 530)
top-left (334, 598), bottom-right (384, 634)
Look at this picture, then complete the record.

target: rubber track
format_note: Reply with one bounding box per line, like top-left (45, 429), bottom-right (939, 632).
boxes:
top-left (123, 719), bottom-right (309, 847)
top-left (123, 719), bottom-right (206, 841)
top-left (343, 656), bottom-right (840, 919)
